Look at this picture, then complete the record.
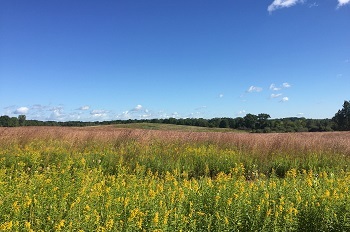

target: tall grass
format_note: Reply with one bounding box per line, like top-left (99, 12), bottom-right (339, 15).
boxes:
top-left (0, 127), bottom-right (350, 231)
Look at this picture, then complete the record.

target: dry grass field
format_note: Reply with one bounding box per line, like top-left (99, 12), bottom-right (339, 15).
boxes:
top-left (1, 126), bottom-right (350, 159)
top-left (1, 126), bottom-right (350, 231)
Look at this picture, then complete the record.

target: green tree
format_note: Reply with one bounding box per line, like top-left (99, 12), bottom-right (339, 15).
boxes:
top-left (0, 116), bottom-right (19, 127)
top-left (244, 113), bottom-right (258, 130)
top-left (219, 118), bottom-right (229, 128)
top-left (18, 115), bottom-right (26, 126)
top-left (234, 117), bottom-right (245, 129)
top-left (257, 113), bottom-right (271, 129)
top-left (332, 100), bottom-right (350, 131)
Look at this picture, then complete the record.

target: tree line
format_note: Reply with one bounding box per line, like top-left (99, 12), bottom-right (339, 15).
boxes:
top-left (1, 100), bottom-right (349, 132)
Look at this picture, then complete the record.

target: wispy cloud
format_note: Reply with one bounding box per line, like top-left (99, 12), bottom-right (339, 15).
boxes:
top-left (27, 104), bottom-right (49, 120)
top-left (308, 2), bottom-right (319, 8)
top-left (271, 93), bottom-right (283, 98)
top-left (116, 105), bottom-right (151, 119)
top-left (4, 105), bottom-right (16, 110)
top-left (236, 110), bottom-right (246, 116)
top-left (171, 112), bottom-right (180, 118)
top-left (281, 97), bottom-right (289, 102)
top-left (118, 111), bottom-right (130, 119)
top-left (13, 107), bottom-right (29, 114)
top-left (268, 0), bottom-right (348, 11)
top-left (282, 82), bottom-right (291, 88)
top-left (338, 0), bottom-right (350, 7)
top-left (297, 113), bottom-right (304, 117)
top-left (187, 111), bottom-right (205, 118)
top-left (270, 82), bottom-right (291, 91)
top-left (247, 86), bottom-right (263, 93)
top-left (219, 94), bottom-right (224, 98)
top-left (48, 106), bottom-right (65, 121)
top-left (131, 104), bottom-right (143, 112)
top-left (32, 104), bottom-right (47, 110)
top-left (77, 105), bottom-right (90, 111)
top-left (90, 109), bottom-right (109, 118)
top-left (269, 84), bottom-right (281, 91)
top-left (268, 0), bottom-right (304, 13)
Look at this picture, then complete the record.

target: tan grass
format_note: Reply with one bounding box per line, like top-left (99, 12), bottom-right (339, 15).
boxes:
top-left (1, 126), bottom-right (349, 156)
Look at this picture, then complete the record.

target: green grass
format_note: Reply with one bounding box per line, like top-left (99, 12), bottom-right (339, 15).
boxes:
top-left (112, 122), bottom-right (242, 132)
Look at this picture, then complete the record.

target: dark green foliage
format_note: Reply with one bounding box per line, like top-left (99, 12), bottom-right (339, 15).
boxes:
top-left (333, 100), bottom-right (350, 131)
top-left (0, 115), bottom-right (19, 127)
top-left (18, 115), bottom-right (26, 126)
top-left (219, 119), bottom-right (229, 128)
top-left (2, 100), bottom-right (349, 132)
top-left (244, 113), bottom-right (258, 130)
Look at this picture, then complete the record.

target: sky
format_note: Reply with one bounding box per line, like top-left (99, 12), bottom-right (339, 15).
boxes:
top-left (0, 0), bottom-right (349, 121)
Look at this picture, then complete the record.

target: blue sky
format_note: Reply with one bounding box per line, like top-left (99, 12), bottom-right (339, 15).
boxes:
top-left (1, 0), bottom-right (349, 121)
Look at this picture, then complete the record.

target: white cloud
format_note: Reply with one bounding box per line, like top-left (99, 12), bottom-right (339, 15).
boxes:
top-left (32, 104), bottom-right (47, 110)
top-left (308, 2), bottom-right (319, 8)
top-left (117, 111), bottom-right (131, 119)
top-left (297, 113), bottom-right (304, 117)
top-left (49, 106), bottom-right (64, 111)
top-left (270, 83), bottom-right (291, 91)
top-left (131, 104), bottom-right (143, 112)
top-left (268, 0), bottom-right (304, 13)
top-left (338, 0), bottom-right (350, 7)
top-left (13, 107), bottom-right (29, 114)
top-left (187, 112), bottom-right (203, 118)
top-left (281, 97), bottom-right (289, 102)
top-left (236, 110), bottom-right (246, 116)
top-left (117, 105), bottom-right (151, 119)
top-left (78, 105), bottom-right (90, 110)
top-left (172, 112), bottom-right (180, 118)
top-left (269, 84), bottom-right (281, 91)
top-left (282, 82), bottom-right (291, 88)
top-left (140, 114), bottom-right (152, 119)
top-left (271, 93), bottom-right (283, 98)
top-left (219, 94), bottom-right (224, 98)
top-left (90, 109), bottom-right (108, 118)
top-left (65, 112), bottom-right (84, 121)
top-left (247, 86), bottom-right (263, 93)
top-left (48, 107), bottom-right (65, 121)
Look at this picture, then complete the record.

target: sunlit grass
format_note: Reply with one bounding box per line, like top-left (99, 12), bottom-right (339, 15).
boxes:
top-left (0, 127), bottom-right (350, 231)
top-left (111, 122), bottom-right (239, 132)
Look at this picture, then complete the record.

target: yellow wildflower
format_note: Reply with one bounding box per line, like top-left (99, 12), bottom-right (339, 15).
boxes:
top-left (12, 201), bottom-right (20, 213)
top-left (106, 219), bottom-right (114, 230)
top-left (25, 221), bottom-right (31, 230)
top-left (224, 216), bottom-right (229, 225)
top-left (324, 190), bottom-right (331, 198)
top-left (153, 212), bottom-right (159, 225)
top-left (0, 221), bottom-right (13, 230)
top-left (55, 220), bottom-right (65, 231)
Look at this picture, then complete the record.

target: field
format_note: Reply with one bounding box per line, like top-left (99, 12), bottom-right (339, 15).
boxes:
top-left (112, 123), bottom-right (239, 132)
top-left (1, 126), bottom-right (350, 231)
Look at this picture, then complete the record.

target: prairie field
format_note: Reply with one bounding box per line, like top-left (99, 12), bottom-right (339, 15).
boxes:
top-left (0, 126), bottom-right (350, 231)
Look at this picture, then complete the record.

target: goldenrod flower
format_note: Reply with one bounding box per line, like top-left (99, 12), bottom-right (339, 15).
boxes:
top-left (153, 212), bottom-right (159, 225)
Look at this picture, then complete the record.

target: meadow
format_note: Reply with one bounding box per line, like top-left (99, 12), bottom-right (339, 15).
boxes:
top-left (0, 126), bottom-right (350, 231)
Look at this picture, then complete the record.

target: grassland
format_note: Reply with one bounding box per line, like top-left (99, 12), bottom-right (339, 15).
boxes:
top-left (112, 122), bottom-right (239, 132)
top-left (0, 126), bottom-right (350, 231)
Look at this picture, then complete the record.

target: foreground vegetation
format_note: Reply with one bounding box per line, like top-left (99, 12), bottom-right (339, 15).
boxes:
top-left (1, 127), bottom-right (350, 231)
